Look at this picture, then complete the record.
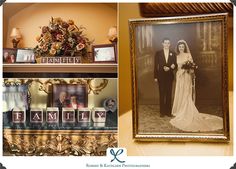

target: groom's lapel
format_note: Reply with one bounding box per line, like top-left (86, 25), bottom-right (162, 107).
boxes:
top-left (167, 51), bottom-right (172, 64)
top-left (162, 50), bottom-right (167, 64)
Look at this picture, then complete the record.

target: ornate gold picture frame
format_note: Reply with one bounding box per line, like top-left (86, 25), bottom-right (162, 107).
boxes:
top-left (129, 13), bottom-right (229, 142)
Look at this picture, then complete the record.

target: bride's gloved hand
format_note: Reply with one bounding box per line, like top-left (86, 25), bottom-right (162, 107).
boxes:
top-left (189, 69), bottom-right (194, 74)
top-left (170, 64), bottom-right (175, 69)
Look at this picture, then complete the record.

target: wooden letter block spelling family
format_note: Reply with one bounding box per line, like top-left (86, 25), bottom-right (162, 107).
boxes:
top-left (78, 108), bottom-right (91, 122)
top-left (12, 107), bottom-right (26, 123)
top-left (46, 107), bottom-right (59, 123)
top-left (12, 107), bottom-right (107, 125)
top-left (30, 108), bottom-right (43, 123)
top-left (41, 57), bottom-right (81, 64)
top-left (92, 108), bottom-right (106, 127)
top-left (62, 108), bottom-right (75, 123)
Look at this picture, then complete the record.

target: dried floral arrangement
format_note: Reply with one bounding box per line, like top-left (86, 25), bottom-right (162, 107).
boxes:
top-left (34, 17), bottom-right (92, 57)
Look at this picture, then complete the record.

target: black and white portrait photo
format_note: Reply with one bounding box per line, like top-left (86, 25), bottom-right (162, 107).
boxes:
top-left (129, 14), bottom-right (229, 141)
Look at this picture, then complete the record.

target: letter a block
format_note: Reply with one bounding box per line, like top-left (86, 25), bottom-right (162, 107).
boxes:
top-left (30, 108), bottom-right (43, 123)
top-left (46, 107), bottom-right (59, 123)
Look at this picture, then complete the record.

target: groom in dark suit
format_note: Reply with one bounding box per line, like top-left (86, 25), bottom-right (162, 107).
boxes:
top-left (154, 38), bottom-right (177, 117)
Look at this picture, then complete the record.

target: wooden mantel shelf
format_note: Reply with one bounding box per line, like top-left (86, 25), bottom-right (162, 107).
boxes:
top-left (3, 64), bottom-right (118, 73)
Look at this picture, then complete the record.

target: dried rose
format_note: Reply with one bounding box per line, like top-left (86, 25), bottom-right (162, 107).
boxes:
top-left (42, 26), bottom-right (49, 33)
top-left (51, 42), bottom-right (61, 50)
top-left (67, 20), bottom-right (74, 25)
top-left (78, 39), bottom-right (86, 44)
top-left (68, 37), bottom-right (74, 43)
top-left (56, 34), bottom-right (64, 41)
top-left (49, 48), bottom-right (57, 55)
top-left (43, 33), bottom-right (51, 42)
top-left (62, 21), bottom-right (69, 28)
top-left (51, 42), bottom-right (57, 49)
top-left (54, 17), bottom-right (63, 25)
top-left (55, 42), bottom-right (61, 50)
top-left (76, 43), bottom-right (85, 51)
top-left (68, 25), bottom-right (76, 32)
top-left (42, 44), bottom-right (48, 52)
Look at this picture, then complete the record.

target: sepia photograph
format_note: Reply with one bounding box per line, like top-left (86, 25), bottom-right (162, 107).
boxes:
top-left (129, 13), bottom-right (229, 141)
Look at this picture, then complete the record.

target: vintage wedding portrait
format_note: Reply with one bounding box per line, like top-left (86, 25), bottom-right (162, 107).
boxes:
top-left (129, 13), bottom-right (229, 141)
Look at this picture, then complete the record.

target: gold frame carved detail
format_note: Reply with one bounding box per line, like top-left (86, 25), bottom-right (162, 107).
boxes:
top-left (129, 13), bottom-right (229, 142)
top-left (3, 78), bottom-right (108, 95)
top-left (3, 130), bottom-right (117, 156)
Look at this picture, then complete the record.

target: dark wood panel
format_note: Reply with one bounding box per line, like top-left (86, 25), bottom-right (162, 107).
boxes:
top-left (139, 3), bottom-right (233, 17)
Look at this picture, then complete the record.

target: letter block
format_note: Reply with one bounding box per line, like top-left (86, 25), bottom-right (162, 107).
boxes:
top-left (12, 107), bottom-right (26, 123)
top-left (62, 108), bottom-right (75, 123)
top-left (30, 108), bottom-right (43, 123)
top-left (92, 107), bottom-right (106, 123)
top-left (78, 108), bottom-right (91, 122)
top-left (75, 57), bottom-right (81, 63)
top-left (46, 107), bottom-right (59, 123)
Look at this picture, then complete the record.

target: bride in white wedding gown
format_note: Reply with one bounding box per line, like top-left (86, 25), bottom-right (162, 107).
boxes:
top-left (170, 40), bottom-right (223, 132)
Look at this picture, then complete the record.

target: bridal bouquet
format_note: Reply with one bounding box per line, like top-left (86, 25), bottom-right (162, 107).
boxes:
top-left (181, 60), bottom-right (198, 73)
top-left (34, 17), bottom-right (92, 57)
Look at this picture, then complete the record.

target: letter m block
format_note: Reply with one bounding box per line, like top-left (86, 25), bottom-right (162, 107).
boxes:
top-left (46, 111), bottom-right (59, 123)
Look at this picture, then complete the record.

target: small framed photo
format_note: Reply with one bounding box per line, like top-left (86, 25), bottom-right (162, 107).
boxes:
top-left (92, 44), bottom-right (117, 63)
top-left (103, 98), bottom-right (117, 113)
top-left (53, 84), bottom-right (88, 109)
top-left (3, 48), bottom-right (17, 63)
top-left (16, 48), bottom-right (35, 63)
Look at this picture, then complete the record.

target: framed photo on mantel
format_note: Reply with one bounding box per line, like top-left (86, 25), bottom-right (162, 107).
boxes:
top-left (92, 44), bottom-right (117, 63)
top-left (129, 13), bottom-right (229, 142)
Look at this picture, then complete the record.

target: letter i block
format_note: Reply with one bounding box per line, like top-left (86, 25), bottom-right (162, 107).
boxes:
top-left (68, 57), bottom-right (75, 63)
top-left (78, 108), bottom-right (91, 122)
top-left (12, 107), bottom-right (26, 123)
top-left (61, 57), bottom-right (68, 63)
top-left (62, 108), bottom-right (75, 123)
top-left (46, 107), bottom-right (59, 123)
top-left (30, 108), bottom-right (43, 123)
